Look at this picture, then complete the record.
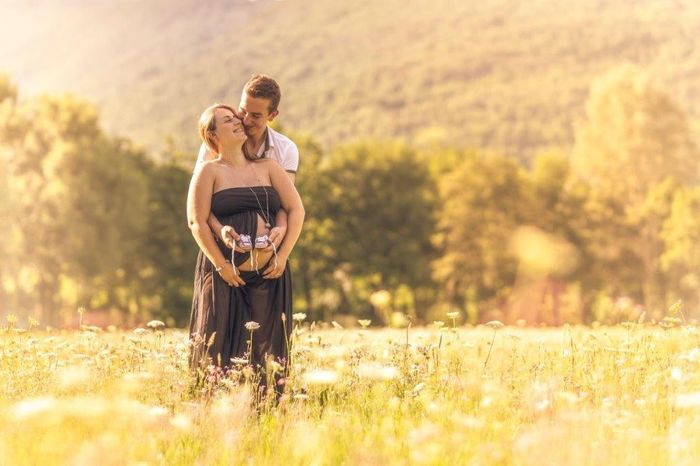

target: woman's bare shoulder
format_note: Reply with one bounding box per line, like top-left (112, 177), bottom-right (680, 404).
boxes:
top-left (256, 158), bottom-right (284, 172)
top-left (192, 159), bottom-right (221, 180)
top-left (252, 158), bottom-right (280, 175)
top-left (201, 159), bottom-right (225, 171)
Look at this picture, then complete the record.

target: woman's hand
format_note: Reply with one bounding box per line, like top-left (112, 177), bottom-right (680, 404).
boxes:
top-left (218, 262), bottom-right (246, 287)
top-left (263, 251), bottom-right (288, 279)
top-left (260, 225), bottom-right (286, 253)
top-left (220, 226), bottom-right (247, 252)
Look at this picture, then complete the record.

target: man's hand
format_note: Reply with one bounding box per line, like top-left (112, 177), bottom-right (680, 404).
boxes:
top-left (260, 225), bottom-right (286, 253)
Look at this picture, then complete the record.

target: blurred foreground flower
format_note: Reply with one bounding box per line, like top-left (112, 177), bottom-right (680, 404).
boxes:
top-left (413, 382), bottom-right (426, 396)
top-left (244, 321), bottom-right (261, 331)
top-left (292, 313), bottom-right (306, 322)
top-left (484, 321), bottom-right (504, 369)
top-left (357, 363), bottom-right (399, 381)
top-left (147, 320), bottom-right (165, 330)
top-left (57, 365), bottom-right (91, 390)
top-left (170, 413), bottom-right (192, 431)
top-left (13, 397), bottom-right (56, 420)
top-left (675, 392), bottom-right (700, 409)
top-left (302, 369), bottom-right (339, 386)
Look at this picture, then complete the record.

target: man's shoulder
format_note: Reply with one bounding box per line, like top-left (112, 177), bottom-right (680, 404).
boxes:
top-left (269, 127), bottom-right (298, 150)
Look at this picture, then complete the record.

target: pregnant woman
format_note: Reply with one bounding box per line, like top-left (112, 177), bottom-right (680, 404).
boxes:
top-left (186, 104), bottom-right (304, 396)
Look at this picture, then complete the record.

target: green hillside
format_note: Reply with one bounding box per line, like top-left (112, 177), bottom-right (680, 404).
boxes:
top-left (1, 0), bottom-right (699, 158)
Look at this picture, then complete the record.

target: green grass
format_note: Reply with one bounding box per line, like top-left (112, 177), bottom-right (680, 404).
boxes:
top-left (2, 321), bottom-right (699, 465)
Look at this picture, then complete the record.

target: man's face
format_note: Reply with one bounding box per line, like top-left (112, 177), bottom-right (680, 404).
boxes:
top-left (239, 93), bottom-right (278, 140)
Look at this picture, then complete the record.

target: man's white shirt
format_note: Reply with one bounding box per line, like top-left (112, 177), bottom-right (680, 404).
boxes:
top-left (196, 127), bottom-right (299, 172)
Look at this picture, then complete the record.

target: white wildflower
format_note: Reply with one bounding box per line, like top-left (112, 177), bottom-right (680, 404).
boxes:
top-left (357, 363), bottom-right (399, 381)
top-left (146, 320), bottom-right (165, 330)
top-left (13, 397), bottom-right (56, 419)
top-left (486, 320), bottom-right (505, 330)
top-left (302, 370), bottom-right (339, 386)
top-left (244, 321), bottom-right (260, 331)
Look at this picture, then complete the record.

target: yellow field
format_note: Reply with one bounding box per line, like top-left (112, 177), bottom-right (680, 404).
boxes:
top-left (1, 321), bottom-right (699, 466)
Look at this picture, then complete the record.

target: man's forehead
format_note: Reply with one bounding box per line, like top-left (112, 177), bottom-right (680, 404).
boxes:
top-left (240, 94), bottom-right (271, 113)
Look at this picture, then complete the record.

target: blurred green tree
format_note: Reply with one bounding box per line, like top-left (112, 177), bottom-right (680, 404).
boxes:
top-left (573, 64), bottom-right (698, 201)
top-left (432, 150), bottom-right (524, 320)
top-left (285, 133), bottom-right (338, 320)
top-left (661, 186), bottom-right (700, 311)
top-left (5, 94), bottom-right (151, 323)
top-left (573, 65), bottom-right (699, 312)
top-left (322, 141), bottom-right (438, 321)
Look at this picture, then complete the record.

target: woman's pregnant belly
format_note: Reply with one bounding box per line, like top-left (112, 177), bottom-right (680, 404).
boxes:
top-left (237, 213), bottom-right (273, 272)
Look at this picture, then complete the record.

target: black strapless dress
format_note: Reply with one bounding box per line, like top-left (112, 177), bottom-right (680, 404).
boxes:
top-left (188, 186), bottom-right (293, 390)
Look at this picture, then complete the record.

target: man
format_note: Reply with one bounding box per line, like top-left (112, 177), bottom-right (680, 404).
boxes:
top-left (198, 74), bottom-right (299, 252)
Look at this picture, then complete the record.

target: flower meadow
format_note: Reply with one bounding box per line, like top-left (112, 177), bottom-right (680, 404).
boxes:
top-left (2, 316), bottom-right (700, 465)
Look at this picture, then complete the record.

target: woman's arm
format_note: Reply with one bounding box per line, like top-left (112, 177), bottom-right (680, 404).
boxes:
top-left (263, 161), bottom-right (305, 279)
top-left (187, 164), bottom-right (245, 287)
top-left (195, 144), bottom-right (241, 250)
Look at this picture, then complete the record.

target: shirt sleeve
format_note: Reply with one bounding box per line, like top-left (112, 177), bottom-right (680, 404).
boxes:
top-left (281, 142), bottom-right (299, 172)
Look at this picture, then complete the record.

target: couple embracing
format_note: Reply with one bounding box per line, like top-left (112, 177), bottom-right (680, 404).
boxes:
top-left (186, 75), bottom-right (305, 394)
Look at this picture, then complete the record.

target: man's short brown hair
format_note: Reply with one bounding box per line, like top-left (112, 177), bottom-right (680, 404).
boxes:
top-left (243, 74), bottom-right (281, 113)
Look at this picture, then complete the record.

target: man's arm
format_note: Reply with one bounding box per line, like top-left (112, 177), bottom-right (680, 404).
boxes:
top-left (264, 172), bottom-right (294, 250)
top-left (263, 138), bottom-right (298, 249)
top-left (263, 162), bottom-right (305, 279)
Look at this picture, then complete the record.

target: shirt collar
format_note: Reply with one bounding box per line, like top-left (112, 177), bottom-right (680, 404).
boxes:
top-left (266, 127), bottom-right (276, 149)
top-left (256, 127), bottom-right (273, 158)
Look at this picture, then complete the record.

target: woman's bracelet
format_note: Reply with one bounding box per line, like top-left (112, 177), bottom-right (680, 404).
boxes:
top-left (214, 260), bottom-right (231, 273)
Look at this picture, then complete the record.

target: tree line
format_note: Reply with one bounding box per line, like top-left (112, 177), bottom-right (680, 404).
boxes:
top-left (2, 64), bottom-right (700, 327)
